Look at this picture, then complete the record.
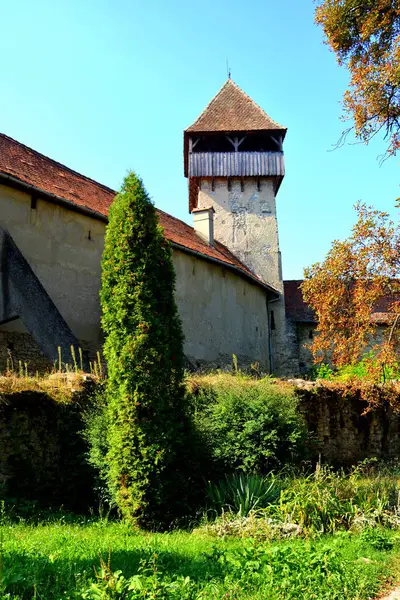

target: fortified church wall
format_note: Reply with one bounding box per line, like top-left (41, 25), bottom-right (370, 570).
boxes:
top-left (0, 182), bottom-right (271, 372)
top-left (0, 78), bottom-right (303, 376)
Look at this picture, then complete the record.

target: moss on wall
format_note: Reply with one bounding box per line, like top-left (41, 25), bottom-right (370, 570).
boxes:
top-left (0, 378), bottom-right (96, 510)
top-left (296, 382), bottom-right (400, 465)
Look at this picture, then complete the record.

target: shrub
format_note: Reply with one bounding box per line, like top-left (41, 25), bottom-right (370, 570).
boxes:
top-left (336, 357), bottom-right (400, 382)
top-left (310, 353), bottom-right (400, 383)
top-left (100, 172), bottom-right (195, 527)
top-left (361, 527), bottom-right (394, 551)
top-left (81, 383), bottom-right (113, 508)
top-left (191, 374), bottom-right (309, 476)
top-left (311, 363), bottom-right (334, 380)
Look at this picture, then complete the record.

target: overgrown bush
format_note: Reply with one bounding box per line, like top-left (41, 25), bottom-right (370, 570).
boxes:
top-left (311, 353), bottom-right (400, 383)
top-left (201, 461), bottom-right (400, 539)
top-left (274, 466), bottom-right (400, 534)
top-left (190, 374), bottom-right (310, 476)
top-left (81, 383), bottom-right (113, 508)
top-left (100, 172), bottom-right (196, 527)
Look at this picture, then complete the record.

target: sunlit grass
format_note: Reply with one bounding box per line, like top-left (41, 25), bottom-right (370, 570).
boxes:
top-left (0, 519), bottom-right (399, 599)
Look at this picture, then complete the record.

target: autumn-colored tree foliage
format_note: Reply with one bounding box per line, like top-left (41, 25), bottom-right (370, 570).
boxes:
top-left (315, 0), bottom-right (400, 157)
top-left (302, 203), bottom-right (400, 371)
top-left (101, 172), bottom-right (192, 527)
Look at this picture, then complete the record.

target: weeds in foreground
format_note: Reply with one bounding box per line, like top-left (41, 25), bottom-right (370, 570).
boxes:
top-left (0, 521), bottom-right (396, 599)
top-left (2, 345), bottom-right (104, 381)
top-left (202, 461), bottom-right (400, 538)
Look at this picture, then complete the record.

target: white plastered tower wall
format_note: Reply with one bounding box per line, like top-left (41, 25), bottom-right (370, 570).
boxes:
top-left (185, 78), bottom-right (301, 375)
top-left (197, 177), bottom-right (298, 375)
top-left (197, 178), bottom-right (282, 290)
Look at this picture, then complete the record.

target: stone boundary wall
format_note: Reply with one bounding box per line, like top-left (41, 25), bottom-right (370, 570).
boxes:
top-left (295, 382), bottom-right (400, 465)
top-left (0, 378), bottom-right (96, 509)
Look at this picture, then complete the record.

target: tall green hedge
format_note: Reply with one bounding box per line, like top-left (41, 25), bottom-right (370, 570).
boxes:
top-left (101, 172), bottom-right (192, 527)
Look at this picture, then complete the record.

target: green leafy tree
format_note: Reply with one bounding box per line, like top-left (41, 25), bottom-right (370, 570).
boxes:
top-left (101, 172), bottom-right (191, 527)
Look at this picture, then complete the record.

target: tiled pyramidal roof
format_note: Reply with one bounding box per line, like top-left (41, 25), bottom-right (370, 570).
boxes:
top-left (0, 133), bottom-right (277, 294)
top-left (185, 79), bottom-right (287, 134)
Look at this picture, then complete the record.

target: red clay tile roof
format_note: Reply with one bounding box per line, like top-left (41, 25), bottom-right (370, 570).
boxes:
top-left (0, 133), bottom-right (114, 217)
top-left (284, 280), bottom-right (398, 325)
top-left (371, 294), bottom-right (400, 324)
top-left (284, 280), bottom-right (316, 323)
top-left (185, 79), bottom-right (286, 134)
top-left (0, 132), bottom-right (278, 295)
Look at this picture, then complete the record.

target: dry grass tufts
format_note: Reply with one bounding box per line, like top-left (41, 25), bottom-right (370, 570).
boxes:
top-left (187, 371), bottom-right (294, 396)
top-left (0, 371), bottom-right (98, 404)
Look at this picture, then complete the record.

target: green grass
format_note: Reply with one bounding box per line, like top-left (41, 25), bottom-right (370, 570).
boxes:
top-left (0, 519), bottom-right (399, 599)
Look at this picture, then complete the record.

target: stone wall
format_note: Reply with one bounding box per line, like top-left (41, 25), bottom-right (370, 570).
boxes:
top-left (0, 320), bottom-right (102, 374)
top-left (0, 326), bottom-right (51, 373)
top-left (296, 383), bottom-right (400, 465)
top-left (0, 382), bottom-right (95, 509)
top-left (0, 183), bottom-right (273, 373)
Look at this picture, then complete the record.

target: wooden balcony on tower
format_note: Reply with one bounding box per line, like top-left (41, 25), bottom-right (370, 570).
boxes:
top-left (188, 151), bottom-right (285, 178)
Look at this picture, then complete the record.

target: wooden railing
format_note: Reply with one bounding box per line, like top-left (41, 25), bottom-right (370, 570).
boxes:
top-left (188, 151), bottom-right (284, 177)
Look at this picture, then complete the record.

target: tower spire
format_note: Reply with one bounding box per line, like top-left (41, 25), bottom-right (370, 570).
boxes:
top-left (226, 58), bottom-right (231, 79)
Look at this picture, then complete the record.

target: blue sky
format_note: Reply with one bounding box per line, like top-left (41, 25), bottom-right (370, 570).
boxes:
top-left (0, 0), bottom-right (398, 279)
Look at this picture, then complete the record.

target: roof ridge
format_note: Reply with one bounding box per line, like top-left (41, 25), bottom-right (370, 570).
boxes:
top-left (228, 79), bottom-right (285, 130)
top-left (0, 132), bottom-right (278, 295)
top-left (185, 79), bottom-right (231, 131)
top-left (0, 132), bottom-right (116, 195)
top-left (284, 279), bottom-right (304, 283)
top-left (156, 206), bottom-right (267, 286)
top-left (185, 79), bottom-right (286, 132)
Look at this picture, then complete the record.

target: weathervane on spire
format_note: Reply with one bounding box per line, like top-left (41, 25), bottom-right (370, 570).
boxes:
top-left (226, 58), bottom-right (231, 79)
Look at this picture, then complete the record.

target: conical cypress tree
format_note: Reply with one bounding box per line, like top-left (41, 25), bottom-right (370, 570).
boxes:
top-left (101, 172), bottom-right (190, 527)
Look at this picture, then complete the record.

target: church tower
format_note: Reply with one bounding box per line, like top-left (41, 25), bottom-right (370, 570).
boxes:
top-left (184, 79), bottom-right (293, 374)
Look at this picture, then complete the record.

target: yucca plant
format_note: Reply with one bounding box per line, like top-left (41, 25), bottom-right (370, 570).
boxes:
top-left (207, 473), bottom-right (280, 517)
